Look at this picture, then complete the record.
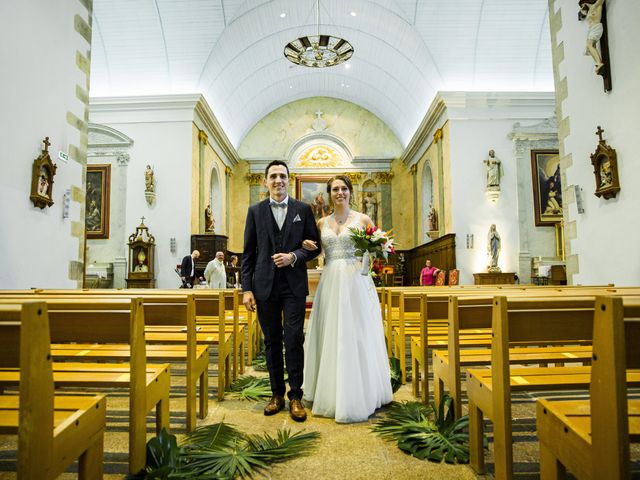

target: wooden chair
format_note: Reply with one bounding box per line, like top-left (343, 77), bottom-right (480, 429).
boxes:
top-left (536, 296), bottom-right (640, 479)
top-left (447, 269), bottom-right (459, 286)
top-left (435, 270), bottom-right (446, 286)
top-left (0, 302), bottom-right (106, 479)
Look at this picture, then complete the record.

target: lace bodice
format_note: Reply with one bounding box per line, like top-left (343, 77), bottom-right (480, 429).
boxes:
top-left (321, 216), bottom-right (358, 263)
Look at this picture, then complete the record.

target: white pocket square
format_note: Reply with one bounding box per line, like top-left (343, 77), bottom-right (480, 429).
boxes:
top-left (293, 214), bottom-right (302, 222)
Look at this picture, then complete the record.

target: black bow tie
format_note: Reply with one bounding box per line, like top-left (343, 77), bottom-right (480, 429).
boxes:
top-left (270, 201), bottom-right (286, 208)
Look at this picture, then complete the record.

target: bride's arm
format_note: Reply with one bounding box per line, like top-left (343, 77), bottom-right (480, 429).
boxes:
top-left (302, 218), bottom-right (324, 251)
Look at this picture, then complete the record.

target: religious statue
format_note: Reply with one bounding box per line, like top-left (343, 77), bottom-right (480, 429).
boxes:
top-left (427, 203), bottom-right (438, 231)
top-left (37, 167), bottom-right (49, 197)
top-left (204, 204), bottom-right (215, 232)
top-left (599, 158), bottom-right (612, 187)
top-left (363, 192), bottom-right (378, 225)
top-left (579, 0), bottom-right (605, 73)
top-left (144, 164), bottom-right (155, 193)
top-left (133, 250), bottom-right (148, 272)
top-left (484, 150), bottom-right (502, 190)
top-left (487, 224), bottom-right (502, 273)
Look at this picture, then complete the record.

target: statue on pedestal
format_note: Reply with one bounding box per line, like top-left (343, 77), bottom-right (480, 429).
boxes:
top-left (484, 150), bottom-right (502, 191)
top-left (205, 204), bottom-right (215, 233)
top-left (487, 224), bottom-right (502, 273)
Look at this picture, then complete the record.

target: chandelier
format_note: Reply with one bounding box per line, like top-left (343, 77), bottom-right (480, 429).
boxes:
top-left (283, 1), bottom-right (354, 68)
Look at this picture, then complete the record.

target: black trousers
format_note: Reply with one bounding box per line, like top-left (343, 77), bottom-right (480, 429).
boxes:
top-left (255, 271), bottom-right (306, 400)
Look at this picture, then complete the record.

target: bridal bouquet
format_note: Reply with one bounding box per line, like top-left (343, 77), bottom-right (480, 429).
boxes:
top-left (348, 224), bottom-right (396, 275)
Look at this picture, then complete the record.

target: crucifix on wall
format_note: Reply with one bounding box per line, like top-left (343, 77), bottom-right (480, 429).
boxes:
top-left (578, 0), bottom-right (612, 92)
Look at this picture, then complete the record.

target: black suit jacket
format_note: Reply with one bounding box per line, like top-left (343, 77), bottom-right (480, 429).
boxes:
top-left (241, 198), bottom-right (320, 301)
top-left (180, 255), bottom-right (194, 279)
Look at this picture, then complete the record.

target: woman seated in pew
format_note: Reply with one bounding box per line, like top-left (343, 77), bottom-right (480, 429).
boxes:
top-left (420, 259), bottom-right (441, 286)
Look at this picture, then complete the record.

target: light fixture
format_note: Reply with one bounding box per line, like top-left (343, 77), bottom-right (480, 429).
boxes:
top-left (280, 12), bottom-right (286, 18)
top-left (284, 0), bottom-right (354, 68)
top-left (350, 11), bottom-right (357, 17)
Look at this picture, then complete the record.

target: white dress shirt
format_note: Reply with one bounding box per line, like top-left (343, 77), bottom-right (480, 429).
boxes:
top-left (270, 196), bottom-right (288, 230)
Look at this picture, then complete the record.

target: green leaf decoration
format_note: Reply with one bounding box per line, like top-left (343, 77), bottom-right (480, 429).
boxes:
top-left (137, 421), bottom-right (321, 479)
top-left (228, 375), bottom-right (273, 401)
top-left (389, 357), bottom-right (402, 393)
top-left (371, 397), bottom-right (471, 464)
top-left (183, 422), bottom-right (242, 450)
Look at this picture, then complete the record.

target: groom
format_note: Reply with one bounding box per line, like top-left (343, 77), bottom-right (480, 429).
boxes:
top-left (241, 160), bottom-right (320, 421)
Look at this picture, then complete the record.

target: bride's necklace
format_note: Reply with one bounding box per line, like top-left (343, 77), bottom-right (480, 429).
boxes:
top-left (334, 210), bottom-right (351, 225)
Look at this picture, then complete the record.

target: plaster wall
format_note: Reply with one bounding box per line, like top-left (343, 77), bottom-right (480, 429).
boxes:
top-left (238, 97), bottom-right (403, 159)
top-left (551, 0), bottom-right (640, 285)
top-left (0, 1), bottom-right (91, 288)
top-left (87, 113), bottom-right (193, 289)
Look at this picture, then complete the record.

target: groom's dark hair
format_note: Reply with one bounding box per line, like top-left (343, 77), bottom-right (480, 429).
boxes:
top-left (264, 160), bottom-right (289, 178)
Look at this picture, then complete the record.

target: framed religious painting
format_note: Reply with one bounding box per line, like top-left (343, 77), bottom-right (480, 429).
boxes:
top-left (530, 149), bottom-right (562, 226)
top-left (295, 175), bottom-right (333, 222)
top-left (86, 164), bottom-right (111, 239)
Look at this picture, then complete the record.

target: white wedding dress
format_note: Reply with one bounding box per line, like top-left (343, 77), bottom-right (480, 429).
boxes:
top-left (303, 216), bottom-right (393, 423)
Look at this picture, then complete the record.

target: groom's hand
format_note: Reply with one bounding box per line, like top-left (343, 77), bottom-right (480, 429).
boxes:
top-left (243, 291), bottom-right (256, 312)
top-left (272, 253), bottom-right (294, 268)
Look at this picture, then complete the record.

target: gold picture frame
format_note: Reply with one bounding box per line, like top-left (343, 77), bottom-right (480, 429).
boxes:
top-left (531, 149), bottom-right (562, 226)
top-left (295, 175), bottom-right (333, 221)
top-left (86, 165), bottom-right (111, 239)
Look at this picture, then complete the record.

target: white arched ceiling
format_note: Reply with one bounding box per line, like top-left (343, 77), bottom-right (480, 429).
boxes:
top-left (90, 0), bottom-right (553, 149)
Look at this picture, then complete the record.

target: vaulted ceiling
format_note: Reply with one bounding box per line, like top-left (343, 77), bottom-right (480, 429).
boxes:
top-left (90, 0), bottom-right (554, 148)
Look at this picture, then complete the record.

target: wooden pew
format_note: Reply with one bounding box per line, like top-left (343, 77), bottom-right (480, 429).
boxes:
top-left (536, 296), bottom-right (640, 479)
top-left (432, 295), bottom-right (592, 418)
top-left (1, 292), bottom-right (209, 432)
top-left (466, 296), bottom-right (640, 479)
top-left (0, 297), bottom-right (171, 473)
top-left (0, 302), bottom-right (106, 479)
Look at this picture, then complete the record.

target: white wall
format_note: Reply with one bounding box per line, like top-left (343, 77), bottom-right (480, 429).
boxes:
top-left (442, 93), bottom-right (557, 284)
top-left (90, 98), bottom-right (197, 288)
top-left (552, 1), bottom-right (640, 285)
top-left (0, 1), bottom-right (90, 288)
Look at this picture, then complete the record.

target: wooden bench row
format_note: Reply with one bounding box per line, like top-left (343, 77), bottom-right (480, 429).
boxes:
top-left (0, 302), bottom-right (106, 479)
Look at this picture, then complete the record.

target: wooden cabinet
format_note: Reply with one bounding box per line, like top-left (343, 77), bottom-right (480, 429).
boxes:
top-left (473, 272), bottom-right (516, 285)
top-left (191, 234), bottom-right (228, 278)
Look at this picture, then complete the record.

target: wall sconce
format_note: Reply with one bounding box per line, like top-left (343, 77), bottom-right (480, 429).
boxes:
top-left (170, 237), bottom-right (176, 254)
top-left (62, 189), bottom-right (71, 219)
top-left (466, 234), bottom-right (474, 249)
top-left (574, 185), bottom-right (585, 214)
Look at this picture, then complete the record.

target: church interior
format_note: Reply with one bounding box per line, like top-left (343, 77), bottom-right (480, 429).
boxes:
top-left (1, 0), bottom-right (639, 478)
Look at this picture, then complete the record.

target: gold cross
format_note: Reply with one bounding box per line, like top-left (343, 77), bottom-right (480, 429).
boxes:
top-left (42, 137), bottom-right (51, 152)
top-left (596, 126), bottom-right (605, 143)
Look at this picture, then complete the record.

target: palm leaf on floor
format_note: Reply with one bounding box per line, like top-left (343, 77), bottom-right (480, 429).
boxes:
top-left (177, 424), bottom-right (320, 479)
top-left (371, 396), bottom-right (470, 464)
top-left (228, 375), bottom-right (272, 401)
top-left (132, 422), bottom-right (320, 479)
top-left (389, 356), bottom-right (402, 393)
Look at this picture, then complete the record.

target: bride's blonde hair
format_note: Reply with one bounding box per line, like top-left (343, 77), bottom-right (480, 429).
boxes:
top-left (326, 175), bottom-right (354, 206)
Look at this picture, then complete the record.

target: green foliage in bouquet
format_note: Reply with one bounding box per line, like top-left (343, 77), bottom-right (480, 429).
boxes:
top-left (127, 422), bottom-right (320, 479)
top-left (348, 225), bottom-right (395, 260)
top-left (371, 396), bottom-right (470, 464)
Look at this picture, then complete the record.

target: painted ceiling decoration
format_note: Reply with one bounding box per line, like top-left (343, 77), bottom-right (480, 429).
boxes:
top-left (90, 0), bottom-right (553, 148)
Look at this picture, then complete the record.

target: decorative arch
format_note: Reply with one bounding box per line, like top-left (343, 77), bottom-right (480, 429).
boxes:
top-left (422, 162), bottom-right (434, 242)
top-left (209, 166), bottom-right (223, 233)
top-left (361, 179), bottom-right (380, 226)
top-left (287, 132), bottom-right (353, 169)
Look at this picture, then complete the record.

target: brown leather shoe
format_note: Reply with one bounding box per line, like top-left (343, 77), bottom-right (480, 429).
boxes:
top-left (289, 398), bottom-right (307, 422)
top-left (264, 395), bottom-right (285, 416)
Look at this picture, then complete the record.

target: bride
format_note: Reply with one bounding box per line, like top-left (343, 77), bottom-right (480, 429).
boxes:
top-left (302, 175), bottom-right (393, 423)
